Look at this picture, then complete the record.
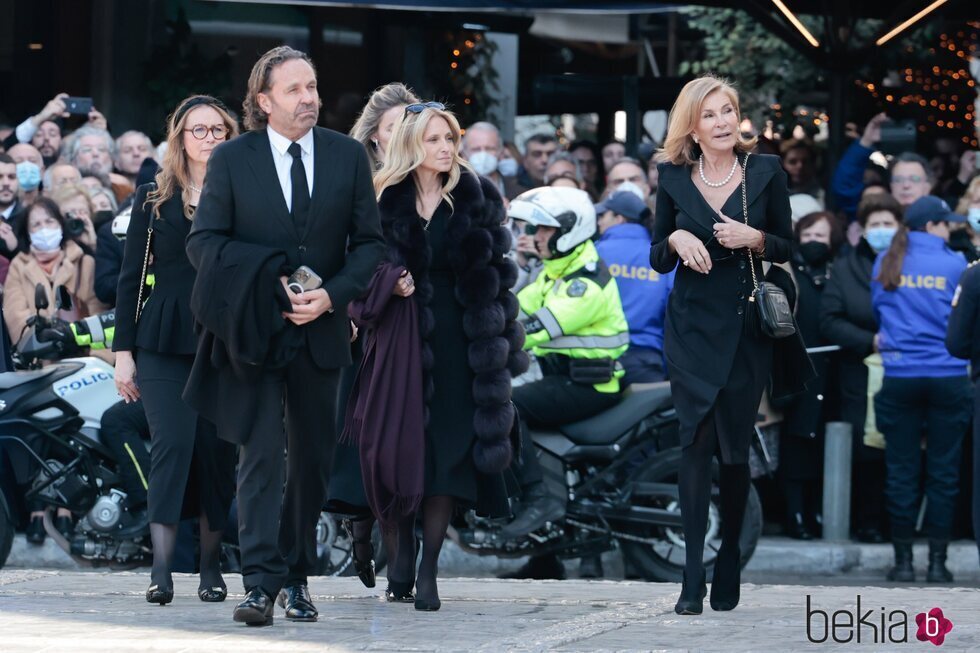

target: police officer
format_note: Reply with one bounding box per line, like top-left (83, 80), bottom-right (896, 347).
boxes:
top-left (497, 187), bottom-right (629, 579)
top-left (946, 259), bottom-right (980, 568)
top-left (872, 195), bottom-right (972, 583)
top-left (595, 189), bottom-right (673, 384)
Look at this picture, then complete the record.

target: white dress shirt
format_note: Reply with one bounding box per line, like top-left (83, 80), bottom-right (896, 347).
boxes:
top-left (267, 125), bottom-right (314, 213)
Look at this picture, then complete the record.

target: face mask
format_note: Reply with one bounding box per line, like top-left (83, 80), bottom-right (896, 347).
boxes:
top-left (497, 158), bottom-right (519, 177)
top-left (16, 161), bottom-right (41, 191)
top-left (468, 151), bottom-right (499, 177)
top-left (614, 181), bottom-right (646, 201)
top-left (865, 226), bottom-right (897, 253)
top-left (968, 207), bottom-right (980, 233)
top-left (93, 210), bottom-right (115, 228)
top-left (30, 227), bottom-right (63, 252)
top-left (798, 241), bottom-right (831, 265)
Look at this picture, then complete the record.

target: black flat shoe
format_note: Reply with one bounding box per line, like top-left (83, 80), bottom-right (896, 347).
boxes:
top-left (709, 546), bottom-right (741, 612)
top-left (25, 516), bottom-right (45, 545)
top-left (277, 584), bottom-right (318, 622)
top-left (146, 583), bottom-right (174, 606)
top-left (414, 596), bottom-right (441, 611)
top-left (55, 515), bottom-right (73, 540)
top-left (198, 584), bottom-right (228, 602)
top-left (233, 588), bottom-right (274, 627)
top-left (343, 518), bottom-right (377, 589)
top-left (674, 570), bottom-right (707, 615)
top-left (785, 513), bottom-right (814, 540)
top-left (384, 579), bottom-right (415, 603)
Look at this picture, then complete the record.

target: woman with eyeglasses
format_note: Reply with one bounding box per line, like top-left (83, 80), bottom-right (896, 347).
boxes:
top-left (113, 95), bottom-right (239, 605)
top-left (344, 101), bottom-right (525, 611)
top-left (871, 195), bottom-right (971, 584)
top-left (650, 75), bottom-right (795, 615)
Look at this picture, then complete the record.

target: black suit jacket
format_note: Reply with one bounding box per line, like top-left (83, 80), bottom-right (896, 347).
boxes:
top-left (187, 127), bottom-right (385, 370)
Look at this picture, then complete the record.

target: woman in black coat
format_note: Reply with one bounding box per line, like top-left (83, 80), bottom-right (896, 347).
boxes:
top-left (779, 211), bottom-right (843, 539)
top-left (819, 193), bottom-right (903, 543)
top-left (650, 75), bottom-right (793, 615)
top-left (344, 103), bottom-right (525, 611)
top-left (113, 96), bottom-right (238, 605)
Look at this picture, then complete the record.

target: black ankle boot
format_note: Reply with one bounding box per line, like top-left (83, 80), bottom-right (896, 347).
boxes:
top-left (886, 539), bottom-right (915, 582)
top-left (709, 545), bottom-right (741, 611)
top-left (926, 540), bottom-right (953, 583)
top-left (785, 512), bottom-right (814, 540)
top-left (674, 568), bottom-right (707, 615)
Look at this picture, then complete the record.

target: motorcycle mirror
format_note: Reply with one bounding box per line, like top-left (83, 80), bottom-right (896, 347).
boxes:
top-left (55, 285), bottom-right (73, 312)
top-left (34, 283), bottom-right (48, 311)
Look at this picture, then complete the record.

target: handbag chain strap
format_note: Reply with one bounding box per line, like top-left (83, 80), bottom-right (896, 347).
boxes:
top-left (135, 223), bottom-right (153, 323)
top-left (740, 151), bottom-right (758, 302)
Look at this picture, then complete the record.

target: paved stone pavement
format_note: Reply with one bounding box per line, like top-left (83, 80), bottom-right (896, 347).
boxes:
top-left (0, 570), bottom-right (978, 652)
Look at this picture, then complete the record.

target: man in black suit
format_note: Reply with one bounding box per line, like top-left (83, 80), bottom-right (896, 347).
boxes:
top-left (187, 46), bottom-right (384, 627)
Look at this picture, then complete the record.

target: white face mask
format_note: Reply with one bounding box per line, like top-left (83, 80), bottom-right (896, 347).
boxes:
top-left (30, 227), bottom-right (63, 252)
top-left (613, 180), bottom-right (647, 201)
top-left (468, 151), bottom-right (499, 177)
top-left (968, 207), bottom-right (980, 233)
top-left (497, 157), bottom-right (519, 177)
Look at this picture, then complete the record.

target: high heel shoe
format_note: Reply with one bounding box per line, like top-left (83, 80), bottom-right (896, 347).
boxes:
top-left (709, 546), bottom-right (741, 611)
top-left (343, 518), bottom-right (377, 589)
top-left (198, 584), bottom-right (228, 602)
top-left (674, 569), bottom-right (707, 615)
top-left (146, 583), bottom-right (174, 605)
top-left (414, 596), bottom-right (441, 612)
top-left (384, 578), bottom-right (415, 603)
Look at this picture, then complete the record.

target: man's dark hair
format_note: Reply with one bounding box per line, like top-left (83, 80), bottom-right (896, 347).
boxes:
top-left (0, 153), bottom-right (14, 166)
top-left (890, 151), bottom-right (934, 183)
top-left (524, 133), bottom-right (557, 151)
top-left (856, 192), bottom-right (904, 228)
top-left (243, 46), bottom-right (317, 131)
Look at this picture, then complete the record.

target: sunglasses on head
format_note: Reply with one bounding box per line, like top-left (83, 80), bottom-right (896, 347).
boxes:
top-left (405, 102), bottom-right (446, 114)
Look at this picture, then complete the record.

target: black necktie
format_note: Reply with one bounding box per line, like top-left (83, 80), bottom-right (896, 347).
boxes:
top-left (288, 141), bottom-right (310, 235)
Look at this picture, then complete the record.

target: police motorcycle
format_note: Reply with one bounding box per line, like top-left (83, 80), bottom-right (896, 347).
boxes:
top-left (0, 284), bottom-right (148, 569)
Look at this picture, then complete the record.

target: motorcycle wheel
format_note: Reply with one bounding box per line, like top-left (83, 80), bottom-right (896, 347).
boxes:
top-left (0, 491), bottom-right (12, 570)
top-left (314, 512), bottom-right (387, 577)
top-left (617, 447), bottom-right (762, 583)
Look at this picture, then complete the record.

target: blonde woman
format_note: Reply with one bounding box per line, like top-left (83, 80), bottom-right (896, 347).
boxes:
top-left (329, 82), bottom-right (420, 590)
top-left (113, 95), bottom-right (239, 605)
top-left (350, 82), bottom-right (420, 170)
top-left (344, 102), bottom-right (525, 610)
top-left (650, 75), bottom-right (793, 614)
top-left (49, 183), bottom-right (98, 251)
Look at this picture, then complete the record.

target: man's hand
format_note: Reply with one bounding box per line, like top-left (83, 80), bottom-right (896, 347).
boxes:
top-left (283, 287), bottom-right (333, 325)
top-left (859, 113), bottom-right (889, 149)
top-left (0, 222), bottom-right (17, 252)
top-left (33, 93), bottom-right (68, 126)
top-left (87, 108), bottom-right (108, 131)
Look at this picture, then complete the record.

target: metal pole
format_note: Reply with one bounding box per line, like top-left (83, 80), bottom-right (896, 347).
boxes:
top-left (822, 421), bottom-right (853, 540)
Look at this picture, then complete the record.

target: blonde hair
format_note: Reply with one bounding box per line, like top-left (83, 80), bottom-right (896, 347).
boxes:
top-left (350, 83), bottom-right (420, 171)
top-left (49, 183), bottom-right (93, 215)
top-left (955, 175), bottom-right (980, 215)
top-left (656, 74), bottom-right (756, 166)
top-left (374, 106), bottom-right (471, 211)
top-left (146, 95), bottom-right (238, 219)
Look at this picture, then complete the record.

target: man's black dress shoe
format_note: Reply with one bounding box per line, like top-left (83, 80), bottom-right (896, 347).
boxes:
top-left (278, 584), bottom-right (318, 622)
top-left (25, 516), bottom-right (45, 545)
top-left (343, 518), bottom-right (377, 589)
top-left (233, 588), bottom-right (274, 627)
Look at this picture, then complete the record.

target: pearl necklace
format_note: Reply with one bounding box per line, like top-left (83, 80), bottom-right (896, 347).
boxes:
top-left (698, 154), bottom-right (738, 188)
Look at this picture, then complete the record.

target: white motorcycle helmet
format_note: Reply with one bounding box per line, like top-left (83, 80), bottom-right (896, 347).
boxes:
top-left (508, 186), bottom-right (596, 256)
top-left (111, 206), bottom-right (132, 240)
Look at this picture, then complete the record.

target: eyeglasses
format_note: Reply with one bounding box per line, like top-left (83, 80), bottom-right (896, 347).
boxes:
top-left (184, 125), bottom-right (228, 140)
top-left (405, 102), bottom-right (446, 114)
top-left (892, 175), bottom-right (926, 185)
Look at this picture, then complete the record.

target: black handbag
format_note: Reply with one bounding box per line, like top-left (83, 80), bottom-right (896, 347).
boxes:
top-left (741, 153), bottom-right (796, 339)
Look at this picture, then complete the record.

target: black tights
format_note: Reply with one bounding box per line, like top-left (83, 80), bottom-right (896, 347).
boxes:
top-left (381, 496), bottom-right (454, 603)
top-left (678, 411), bottom-right (751, 581)
top-left (149, 511), bottom-right (225, 591)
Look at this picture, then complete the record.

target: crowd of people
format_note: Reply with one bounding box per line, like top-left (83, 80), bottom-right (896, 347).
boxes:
top-left (0, 44), bottom-right (978, 625)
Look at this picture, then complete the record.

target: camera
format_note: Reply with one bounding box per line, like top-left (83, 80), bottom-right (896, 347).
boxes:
top-left (287, 265), bottom-right (322, 294)
top-left (65, 216), bottom-right (87, 238)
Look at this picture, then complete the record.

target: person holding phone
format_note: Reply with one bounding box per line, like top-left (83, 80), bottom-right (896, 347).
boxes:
top-left (113, 95), bottom-right (240, 606)
top-left (0, 92), bottom-right (107, 160)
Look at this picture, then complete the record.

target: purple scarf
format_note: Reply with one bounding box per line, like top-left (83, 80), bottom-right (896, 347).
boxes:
top-left (342, 262), bottom-right (425, 527)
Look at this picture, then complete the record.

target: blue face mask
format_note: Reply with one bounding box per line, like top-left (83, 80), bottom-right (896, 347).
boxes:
top-left (865, 226), bottom-right (898, 253)
top-left (968, 207), bottom-right (980, 233)
top-left (16, 161), bottom-right (41, 191)
top-left (497, 158), bottom-right (519, 177)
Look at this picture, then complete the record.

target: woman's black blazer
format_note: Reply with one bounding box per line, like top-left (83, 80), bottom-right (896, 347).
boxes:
top-left (114, 185), bottom-right (198, 355)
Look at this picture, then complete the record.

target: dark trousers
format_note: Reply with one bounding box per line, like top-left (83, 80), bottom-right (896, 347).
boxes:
top-left (512, 376), bottom-right (620, 488)
top-left (620, 346), bottom-right (667, 386)
top-left (974, 385), bottom-right (980, 559)
top-left (236, 347), bottom-right (341, 597)
top-left (874, 375), bottom-right (972, 541)
top-left (99, 399), bottom-right (151, 509)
